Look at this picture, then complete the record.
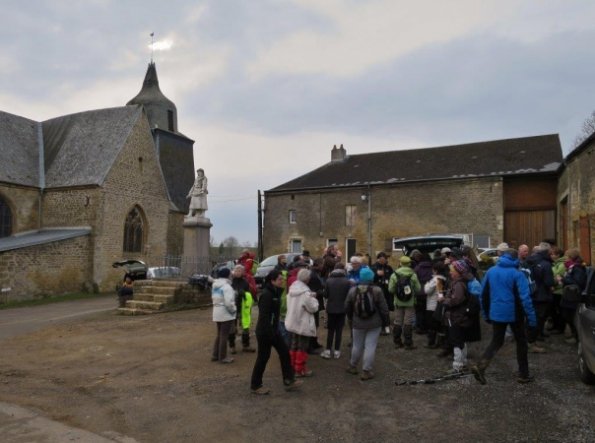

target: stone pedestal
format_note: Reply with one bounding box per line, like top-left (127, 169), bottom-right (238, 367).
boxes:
top-left (183, 216), bottom-right (212, 276)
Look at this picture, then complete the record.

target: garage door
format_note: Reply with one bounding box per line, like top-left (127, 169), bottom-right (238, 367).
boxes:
top-left (504, 210), bottom-right (556, 248)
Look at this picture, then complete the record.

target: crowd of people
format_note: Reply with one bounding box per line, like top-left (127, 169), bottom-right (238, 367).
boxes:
top-left (209, 242), bottom-right (589, 394)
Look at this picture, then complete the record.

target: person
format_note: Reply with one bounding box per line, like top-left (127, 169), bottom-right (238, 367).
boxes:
top-left (228, 265), bottom-right (256, 354)
top-left (423, 261), bottom-right (449, 348)
top-left (560, 248), bottom-right (588, 344)
top-left (307, 258), bottom-right (326, 354)
top-left (211, 268), bottom-right (236, 364)
top-left (413, 252), bottom-right (433, 335)
top-left (549, 246), bottom-right (567, 335)
top-left (186, 168), bottom-right (208, 217)
top-left (250, 270), bottom-right (302, 394)
top-left (347, 256), bottom-right (363, 284)
top-left (285, 268), bottom-right (319, 377)
top-left (471, 249), bottom-right (538, 384)
top-left (525, 242), bottom-right (555, 348)
top-left (237, 250), bottom-right (258, 293)
top-left (388, 256), bottom-right (421, 350)
top-left (345, 268), bottom-right (389, 380)
top-left (461, 246), bottom-right (480, 279)
top-left (274, 255), bottom-right (288, 272)
top-left (371, 252), bottom-right (395, 332)
top-left (440, 260), bottom-right (480, 373)
top-left (118, 274), bottom-right (134, 308)
top-left (322, 263), bottom-right (351, 359)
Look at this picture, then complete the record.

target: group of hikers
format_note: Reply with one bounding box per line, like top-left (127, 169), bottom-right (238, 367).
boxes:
top-left (209, 242), bottom-right (589, 394)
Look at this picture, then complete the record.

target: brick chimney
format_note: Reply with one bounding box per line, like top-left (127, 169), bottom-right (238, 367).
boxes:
top-left (331, 144), bottom-right (346, 162)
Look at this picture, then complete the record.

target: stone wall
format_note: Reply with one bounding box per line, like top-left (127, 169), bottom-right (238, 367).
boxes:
top-left (0, 235), bottom-right (92, 301)
top-left (263, 177), bottom-right (503, 259)
top-left (0, 185), bottom-right (39, 233)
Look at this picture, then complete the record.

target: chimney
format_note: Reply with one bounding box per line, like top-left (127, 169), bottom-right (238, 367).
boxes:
top-left (331, 144), bottom-right (346, 162)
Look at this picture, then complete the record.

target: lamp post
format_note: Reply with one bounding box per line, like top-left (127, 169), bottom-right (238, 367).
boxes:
top-left (361, 185), bottom-right (372, 257)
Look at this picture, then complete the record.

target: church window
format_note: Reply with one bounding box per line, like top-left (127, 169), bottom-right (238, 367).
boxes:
top-left (123, 206), bottom-right (145, 253)
top-left (0, 197), bottom-right (12, 238)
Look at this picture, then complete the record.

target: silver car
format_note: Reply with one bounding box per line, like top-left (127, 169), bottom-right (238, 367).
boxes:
top-left (576, 267), bottom-right (595, 385)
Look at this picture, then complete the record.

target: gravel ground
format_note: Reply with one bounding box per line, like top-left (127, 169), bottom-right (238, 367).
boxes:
top-left (0, 306), bottom-right (593, 443)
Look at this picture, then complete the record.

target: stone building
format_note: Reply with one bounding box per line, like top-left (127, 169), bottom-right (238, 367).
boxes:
top-left (0, 63), bottom-right (195, 300)
top-left (262, 135), bottom-right (564, 260)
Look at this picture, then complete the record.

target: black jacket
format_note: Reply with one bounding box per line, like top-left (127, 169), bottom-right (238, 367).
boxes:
top-left (231, 276), bottom-right (251, 309)
top-left (324, 269), bottom-right (352, 314)
top-left (255, 283), bottom-right (282, 340)
top-left (526, 250), bottom-right (554, 303)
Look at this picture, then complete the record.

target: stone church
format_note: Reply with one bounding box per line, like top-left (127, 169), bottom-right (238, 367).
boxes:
top-left (0, 63), bottom-right (195, 300)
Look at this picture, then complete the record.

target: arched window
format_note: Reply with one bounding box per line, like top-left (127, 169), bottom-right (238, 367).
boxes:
top-left (123, 206), bottom-right (145, 253)
top-left (0, 196), bottom-right (12, 238)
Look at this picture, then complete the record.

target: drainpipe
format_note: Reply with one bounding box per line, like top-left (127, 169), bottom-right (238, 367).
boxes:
top-left (37, 123), bottom-right (45, 229)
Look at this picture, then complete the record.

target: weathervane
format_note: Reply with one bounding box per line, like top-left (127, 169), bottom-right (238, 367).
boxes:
top-left (150, 32), bottom-right (155, 63)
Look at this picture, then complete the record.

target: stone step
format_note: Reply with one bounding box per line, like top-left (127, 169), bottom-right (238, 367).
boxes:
top-left (135, 285), bottom-right (180, 294)
top-left (126, 300), bottom-right (165, 310)
top-left (132, 294), bottom-right (175, 303)
top-left (135, 279), bottom-right (186, 288)
top-left (117, 307), bottom-right (157, 316)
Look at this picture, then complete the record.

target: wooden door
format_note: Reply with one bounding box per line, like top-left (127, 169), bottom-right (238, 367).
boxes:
top-left (504, 210), bottom-right (556, 248)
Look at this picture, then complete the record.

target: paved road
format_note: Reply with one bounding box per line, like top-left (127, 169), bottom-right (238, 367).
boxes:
top-left (0, 295), bottom-right (116, 341)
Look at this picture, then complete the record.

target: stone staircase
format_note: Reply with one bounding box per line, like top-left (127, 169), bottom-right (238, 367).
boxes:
top-left (118, 278), bottom-right (193, 315)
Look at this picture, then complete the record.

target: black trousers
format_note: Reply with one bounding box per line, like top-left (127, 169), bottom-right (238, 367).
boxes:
top-left (533, 301), bottom-right (550, 337)
top-left (251, 333), bottom-right (294, 389)
top-left (326, 313), bottom-right (346, 351)
top-left (481, 319), bottom-right (529, 377)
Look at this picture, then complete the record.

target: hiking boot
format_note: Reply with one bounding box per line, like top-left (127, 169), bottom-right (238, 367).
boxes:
top-left (528, 343), bottom-right (546, 354)
top-left (242, 346), bottom-right (256, 353)
top-left (251, 386), bottom-right (270, 395)
top-left (320, 349), bottom-right (332, 359)
top-left (471, 365), bottom-right (487, 385)
top-left (346, 366), bottom-right (359, 375)
top-left (220, 357), bottom-right (234, 364)
top-left (230, 347), bottom-right (237, 355)
top-left (565, 337), bottom-right (577, 345)
top-left (517, 374), bottom-right (535, 384)
top-left (284, 379), bottom-right (303, 391)
top-left (333, 351), bottom-right (341, 359)
top-left (296, 369), bottom-right (313, 378)
top-left (445, 368), bottom-right (463, 375)
top-left (360, 370), bottom-right (375, 381)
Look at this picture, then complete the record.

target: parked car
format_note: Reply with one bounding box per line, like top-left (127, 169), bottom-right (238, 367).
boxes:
top-left (254, 253), bottom-right (301, 287)
top-left (112, 259), bottom-right (147, 280)
top-left (478, 248), bottom-right (499, 262)
top-left (576, 267), bottom-right (595, 385)
top-left (210, 260), bottom-right (236, 279)
top-left (147, 266), bottom-right (181, 279)
top-left (392, 235), bottom-right (465, 257)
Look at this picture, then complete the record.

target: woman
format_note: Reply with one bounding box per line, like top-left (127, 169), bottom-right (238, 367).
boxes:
top-left (561, 248), bottom-right (588, 344)
top-left (211, 268), bottom-right (236, 364)
top-left (250, 270), bottom-right (302, 394)
top-left (345, 268), bottom-right (389, 381)
top-left (321, 263), bottom-right (351, 359)
top-left (285, 268), bottom-right (319, 377)
top-left (440, 260), bottom-right (478, 373)
top-left (423, 260), bottom-right (449, 348)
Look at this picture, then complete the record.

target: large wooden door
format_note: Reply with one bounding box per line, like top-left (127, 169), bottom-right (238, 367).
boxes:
top-left (504, 210), bottom-right (556, 248)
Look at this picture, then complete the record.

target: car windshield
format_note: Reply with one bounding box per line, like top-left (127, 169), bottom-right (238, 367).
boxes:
top-left (260, 255), bottom-right (281, 267)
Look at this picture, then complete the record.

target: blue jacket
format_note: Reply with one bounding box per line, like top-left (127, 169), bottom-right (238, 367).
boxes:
top-left (481, 254), bottom-right (537, 327)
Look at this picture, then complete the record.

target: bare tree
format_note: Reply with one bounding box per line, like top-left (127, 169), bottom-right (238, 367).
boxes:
top-left (573, 110), bottom-right (595, 147)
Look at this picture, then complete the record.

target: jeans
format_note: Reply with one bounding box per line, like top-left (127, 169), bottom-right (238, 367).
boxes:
top-left (350, 327), bottom-right (381, 372)
top-left (251, 333), bottom-right (294, 390)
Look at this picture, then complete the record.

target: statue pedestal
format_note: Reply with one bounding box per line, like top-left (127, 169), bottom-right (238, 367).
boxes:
top-left (183, 216), bottom-right (212, 276)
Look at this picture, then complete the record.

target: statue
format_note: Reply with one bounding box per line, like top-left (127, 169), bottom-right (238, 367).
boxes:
top-left (186, 168), bottom-right (208, 218)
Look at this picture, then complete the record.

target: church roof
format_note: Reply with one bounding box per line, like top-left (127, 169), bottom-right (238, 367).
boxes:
top-left (269, 134), bottom-right (563, 192)
top-left (127, 62), bottom-right (176, 111)
top-left (0, 227), bottom-right (91, 252)
top-left (43, 106), bottom-right (142, 188)
top-left (0, 111), bottom-right (41, 187)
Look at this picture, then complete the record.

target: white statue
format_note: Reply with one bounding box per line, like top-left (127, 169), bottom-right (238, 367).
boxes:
top-left (186, 168), bottom-right (208, 218)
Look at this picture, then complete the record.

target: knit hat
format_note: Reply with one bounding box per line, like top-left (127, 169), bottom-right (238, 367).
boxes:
top-left (399, 256), bottom-right (412, 266)
top-left (359, 267), bottom-right (374, 283)
top-left (452, 260), bottom-right (469, 275)
top-left (218, 268), bottom-right (231, 279)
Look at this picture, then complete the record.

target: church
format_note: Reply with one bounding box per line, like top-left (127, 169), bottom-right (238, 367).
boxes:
top-left (0, 63), bottom-right (195, 300)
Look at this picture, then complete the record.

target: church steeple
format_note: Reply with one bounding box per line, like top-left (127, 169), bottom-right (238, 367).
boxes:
top-left (127, 62), bottom-right (178, 133)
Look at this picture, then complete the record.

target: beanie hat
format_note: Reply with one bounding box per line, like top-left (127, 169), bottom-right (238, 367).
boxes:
top-left (359, 267), bottom-right (374, 283)
top-left (218, 268), bottom-right (231, 279)
top-left (399, 256), bottom-right (411, 266)
top-left (452, 260), bottom-right (469, 275)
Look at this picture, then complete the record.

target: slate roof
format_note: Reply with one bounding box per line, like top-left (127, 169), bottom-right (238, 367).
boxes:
top-left (269, 134), bottom-right (562, 192)
top-left (0, 111), bottom-right (40, 187)
top-left (43, 106), bottom-right (142, 188)
top-left (0, 227), bottom-right (91, 252)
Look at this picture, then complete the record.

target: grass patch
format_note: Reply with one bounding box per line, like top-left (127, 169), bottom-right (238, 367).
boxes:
top-left (0, 292), bottom-right (111, 310)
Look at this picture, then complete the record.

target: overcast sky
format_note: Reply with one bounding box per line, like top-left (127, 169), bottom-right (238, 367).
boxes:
top-left (2, 0), bottom-right (594, 246)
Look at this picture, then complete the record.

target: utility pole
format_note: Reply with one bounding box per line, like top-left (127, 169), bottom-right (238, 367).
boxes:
top-left (257, 190), bottom-right (264, 261)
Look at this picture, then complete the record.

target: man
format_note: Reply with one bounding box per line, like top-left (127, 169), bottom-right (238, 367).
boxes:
top-left (471, 249), bottom-right (537, 384)
top-left (518, 244), bottom-right (530, 265)
top-left (347, 256), bottom-right (363, 284)
top-left (525, 242), bottom-right (555, 349)
top-left (371, 252), bottom-right (394, 334)
top-left (388, 256), bottom-right (421, 350)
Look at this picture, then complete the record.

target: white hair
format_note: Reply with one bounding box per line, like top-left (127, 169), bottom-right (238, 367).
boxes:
top-left (297, 268), bottom-right (311, 283)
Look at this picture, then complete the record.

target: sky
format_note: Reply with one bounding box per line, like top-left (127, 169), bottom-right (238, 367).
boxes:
top-left (2, 0), bottom-right (595, 246)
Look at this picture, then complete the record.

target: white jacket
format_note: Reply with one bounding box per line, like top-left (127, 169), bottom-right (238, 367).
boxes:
top-left (424, 275), bottom-right (447, 312)
top-left (211, 278), bottom-right (236, 322)
top-left (285, 280), bottom-right (319, 337)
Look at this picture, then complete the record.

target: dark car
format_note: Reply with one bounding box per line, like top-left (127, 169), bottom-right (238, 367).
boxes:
top-left (576, 267), bottom-right (595, 385)
top-left (392, 235), bottom-right (465, 257)
top-left (254, 253), bottom-right (301, 287)
top-left (210, 260), bottom-right (236, 279)
top-left (112, 259), bottom-right (147, 280)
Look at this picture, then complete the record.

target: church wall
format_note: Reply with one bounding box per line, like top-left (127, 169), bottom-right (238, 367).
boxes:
top-left (0, 235), bottom-right (93, 301)
top-left (42, 187), bottom-right (102, 228)
top-left (263, 177), bottom-right (504, 263)
top-left (0, 184), bottom-right (39, 233)
top-left (167, 211), bottom-right (184, 255)
top-left (94, 115), bottom-right (171, 291)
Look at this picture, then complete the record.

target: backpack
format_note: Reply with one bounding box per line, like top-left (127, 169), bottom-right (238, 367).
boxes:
top-left (520, 266), bottom-right (537, 295)
top-left (467, 278), bottom-right (482, 297)
top-left (463, 283), bottom-right (481, 320)
top-left (355, 286), bottom-right (376, 319)
top-left (395, 274), bottom-right (413, 302)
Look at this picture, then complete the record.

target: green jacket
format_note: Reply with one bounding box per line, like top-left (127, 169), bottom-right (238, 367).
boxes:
top-left (388, 266), bottom-right (421, 308)
top-left (241, 292), bottom-right (254, 329)
top-left (552, 257), bottom-right (566, 295)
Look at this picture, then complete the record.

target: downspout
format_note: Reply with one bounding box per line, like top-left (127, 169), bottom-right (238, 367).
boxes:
top-left (37, 122), bottom-right (45, 229)
top-left (367, 184), bottom-right (372, 257)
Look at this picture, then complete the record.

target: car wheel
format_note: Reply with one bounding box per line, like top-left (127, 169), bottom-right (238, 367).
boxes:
top-left (577, 340), bottom-right (595, 385)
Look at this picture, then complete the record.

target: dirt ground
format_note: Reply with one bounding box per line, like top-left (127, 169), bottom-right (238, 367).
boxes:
top-left (0, 304), bottom-right (593, 443)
